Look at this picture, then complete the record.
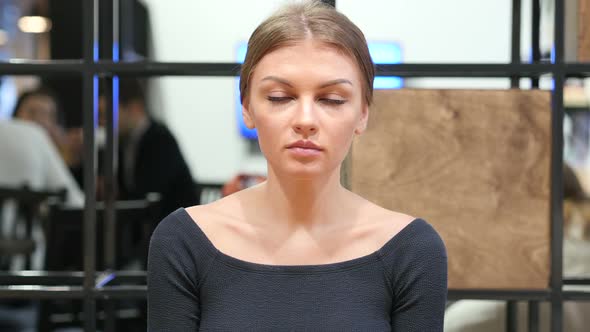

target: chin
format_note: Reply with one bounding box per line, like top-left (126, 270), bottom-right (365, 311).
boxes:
top-left (276, 162), bottom-right (337, 180)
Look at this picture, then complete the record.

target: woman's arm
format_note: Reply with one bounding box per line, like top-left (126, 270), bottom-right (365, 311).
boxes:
top-left (390, 226), bottom-right (448, 331)
top-left (148, 225), bottom-right (200, 331)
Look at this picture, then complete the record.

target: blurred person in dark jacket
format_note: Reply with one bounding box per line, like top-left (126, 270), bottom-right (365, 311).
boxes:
top-left (99, 78), bottom-right (199, 218)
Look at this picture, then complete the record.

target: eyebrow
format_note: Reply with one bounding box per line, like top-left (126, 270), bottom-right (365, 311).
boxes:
top-left (319, 79), bottom-right (353, 88)
top-left (260, 76), bottom-right (353, 88)
top-left (261, 76), bottom-right (293, 87)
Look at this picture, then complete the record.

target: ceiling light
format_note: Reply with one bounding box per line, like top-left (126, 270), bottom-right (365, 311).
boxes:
top-left (17, 16), bottom-right (52, 33)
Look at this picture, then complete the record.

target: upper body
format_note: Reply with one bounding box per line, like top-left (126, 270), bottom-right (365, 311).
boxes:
top-left (12, 87), bottom-right (83, 168)
top-left (98, 78), bottom-right (199, 218)
top-left (0, 119), bottom-right (84, 206)
top-left (148, 196), bottom-right (447, 331)
top-left (148, 1), bottom-right (447, 330)
top-left (117, 118), bottom-right (198, 218)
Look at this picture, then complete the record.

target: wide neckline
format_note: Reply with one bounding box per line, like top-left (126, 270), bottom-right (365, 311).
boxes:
top-left (176, 207), bottom-right (423, 274)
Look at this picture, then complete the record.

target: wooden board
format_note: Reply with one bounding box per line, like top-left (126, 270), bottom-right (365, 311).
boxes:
top-left (349, 89), bottom-right (551, 289)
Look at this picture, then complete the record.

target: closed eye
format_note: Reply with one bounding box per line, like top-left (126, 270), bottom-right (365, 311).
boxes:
top-left (267, 96), bottom-right (292, 103)
top-left (319, 98), bottom-right (346, 105)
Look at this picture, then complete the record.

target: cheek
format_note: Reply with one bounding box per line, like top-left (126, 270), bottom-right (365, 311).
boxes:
top-left (42, 112), bottom-right (54, 124)
top-left (333, 123), bottom-right (356, 148)
top-left (327, 117), bottom-right (359, 154)
top-left (253, 118), bottom-right (280, 155)
top-left (35, 112), bottom-right (50, 125)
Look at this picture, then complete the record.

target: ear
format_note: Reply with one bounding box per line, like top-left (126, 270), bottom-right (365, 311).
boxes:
top-left (242, 97), bottom-right (256, 129)
top-left (354, 103), bottom-right (369, 135)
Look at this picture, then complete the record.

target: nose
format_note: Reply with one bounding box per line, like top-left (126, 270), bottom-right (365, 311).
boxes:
top-left (292, 97), bottom-right (318, 136)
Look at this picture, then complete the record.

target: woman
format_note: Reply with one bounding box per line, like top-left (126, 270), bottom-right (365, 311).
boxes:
top-left (13, 87), bottom-right (83, 168)
top-left (148, 1), bottom-right (447, 330)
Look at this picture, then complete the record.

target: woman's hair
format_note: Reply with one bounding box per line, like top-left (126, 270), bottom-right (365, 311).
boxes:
top-left (240, 0), bottom-right (375, 106)
top-left (99, 77), bottom-right (146, 106)
top-left (12, 86), bottom-right (64, 125)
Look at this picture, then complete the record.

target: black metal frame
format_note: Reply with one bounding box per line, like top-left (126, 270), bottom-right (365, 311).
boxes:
top-left (0, 0), bottom-right (588, 331)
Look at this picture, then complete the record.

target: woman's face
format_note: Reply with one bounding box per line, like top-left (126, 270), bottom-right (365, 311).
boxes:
top-left (243, 39), bottom-right (368, 179)
top-left (17, 95), bottom-right (58, 130)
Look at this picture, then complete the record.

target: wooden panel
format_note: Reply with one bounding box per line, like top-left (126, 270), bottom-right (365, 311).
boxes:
top-left (349, 89), bottom-right (551, 289)
top-left (579, 0), bottom-right (590, 61)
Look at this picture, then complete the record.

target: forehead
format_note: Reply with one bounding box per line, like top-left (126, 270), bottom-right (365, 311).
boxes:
top-left (252, 39), bottom-right (362, 86)
top-left (21, 95), bottom-right (56, 110)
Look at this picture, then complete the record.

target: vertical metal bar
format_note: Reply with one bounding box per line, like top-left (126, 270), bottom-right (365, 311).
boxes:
top-left (550, 56), bottom-right (565, 332)
top-left (506, 301), bottom-right (518, 332)
top-left (104, 0), bottom-right (118, 275)
top-left (23, 203), bottom-right (33, 269)
top-left (511, 0), bottom-right (522, 88)
top-left (103, 0), bottom-right (120, 330)
top-left (528, 301), bottom-right (540, 332)
top-left (531, 0), bottom-right (541, 88)
top-left (550, 0), bottom-right (565, 330)
top-left (82, 0), bottom-right (98, 331)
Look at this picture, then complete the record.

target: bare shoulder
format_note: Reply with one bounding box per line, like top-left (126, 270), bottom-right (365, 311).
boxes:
top-left (353, 194), bottom-right (417, 245)
top-left (184, 189), bottom-right (255, 248)
top-left (371, 204), bottom-right (416, 233)
top-left (185, 192), bottom-right (242, 229)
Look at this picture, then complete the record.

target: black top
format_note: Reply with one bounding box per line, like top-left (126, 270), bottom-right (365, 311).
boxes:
top-left (148, 208), bottom-right (447, 331)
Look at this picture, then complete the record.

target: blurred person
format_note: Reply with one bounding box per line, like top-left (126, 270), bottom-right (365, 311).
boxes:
top-left (12, 87), bottom-right (83, 169)
top-left (99, 78), bottom-right (199, 219)
top-left (0, 118), bottom-right (84, 331)
top-left (148, 1), bottom-right (447, 331)
top-left (0, 118), bottom-right (83, 267)
top-left (0, 119), bottom-right (83, 206)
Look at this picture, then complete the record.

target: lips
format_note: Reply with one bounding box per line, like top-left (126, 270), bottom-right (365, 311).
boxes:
top-left (286, 140), bottom-right (323, 157)
top-left (286, 140), bottom-right (323, 151)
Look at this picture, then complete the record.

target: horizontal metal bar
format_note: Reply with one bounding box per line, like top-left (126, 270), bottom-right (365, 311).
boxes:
top-left (0, 285), bottom-right (146, 299)
top-left (11, 61), bottom-right (590, 78)
top-left (1, 60), bottom-right (589, 79)
top-left (0, 60), bottom-right (564, 78)
top-left (563, 278), bottom-right (590, 285)
top-left (0, 187), bottom-right (66, 203)
top-left (94, 285), bottom-right (146, 299)
top-left (0, 271), bottom-right (146, 286)
top-left (93, 61), bottom-right (241, 76)
top-left (0, 61), bottom-right (241, 76)
top-left (106, 271), bottom-right (146, 285)
top-left (563, 290), bottom-right (590, 301)
top-left (0, 271), bottom-right (85, 285)
top-left (377, 63), bottom-right (555, 77)
top-left (0, 286), bottom-right (85, 299)
top-left (0, 60), bottom-right (84, 75)
top-left (2, 285), bottom-right (585, 302)
top-left (565, 63), bottom-right (590, 76)
top-left (448, 289), bottom-right (551, 301)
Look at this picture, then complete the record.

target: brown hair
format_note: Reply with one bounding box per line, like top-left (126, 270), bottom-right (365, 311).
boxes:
top-left (239, 0), bottom-right (375, 105)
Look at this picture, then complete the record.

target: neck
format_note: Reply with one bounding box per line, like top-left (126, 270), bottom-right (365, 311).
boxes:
top-left (258, 166), bottom-right (350, 228)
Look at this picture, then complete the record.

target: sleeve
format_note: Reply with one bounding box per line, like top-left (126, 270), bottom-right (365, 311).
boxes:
top-left (38, 128), bottom-right (84, 207)
top-left (147, 222), bottom-right (201, 331)
top-left (390, 227), bottom-right (448, 331)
